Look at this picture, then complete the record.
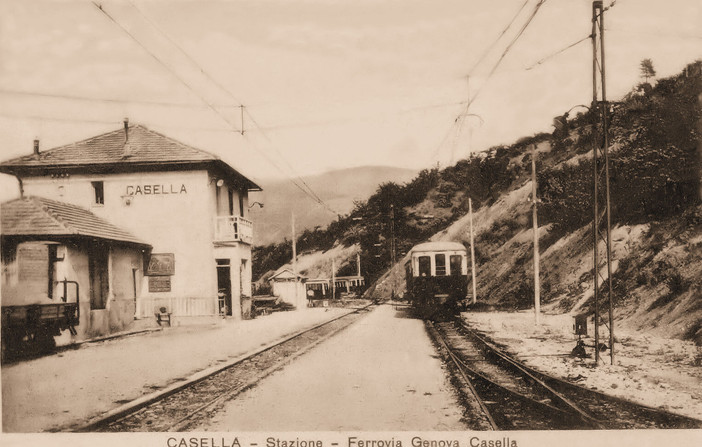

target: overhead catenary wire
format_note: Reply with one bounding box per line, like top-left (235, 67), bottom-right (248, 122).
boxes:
top-left (91, 2), bottom-right (336, 214)
top-left (126, 0), bottom-right (245, 107)
top-left (434, 0), bottom-right (547, 165)
top-left (1, 86), bottom-right (471, 133)
top-left (121, 0), bottom-right (339, 215)
top-left (466, 0), bottom-right (532, 75)
top-left (91, 2), bottom-right (242, 133)
top-left (242, 109), bottom-right (336, 214)
top-left (465, 0), bottom-right (548, 110)
top-left (525, 34), bottom-right (591, 70)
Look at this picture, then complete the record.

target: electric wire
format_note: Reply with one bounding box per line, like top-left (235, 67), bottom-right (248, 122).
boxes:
top-left (92, 2), bottom-right (334, 213)
top-left (126, 0), bottom-right (244, 106)
top-left (242, 109), bottom-right (335, 213)
top-left (525, 35), bottom-right (591, 70)
top-left (124, 0), bottom-right (337, 214)
top-left (436, 0), bottom-right (547, 165)
top-left (466, 0), bottom-right (531, 75)
top-left (0, 88), bottom-right (238, 109)
top-left (91, 2), bottom-right (242, 133)
top-left (469, 0), bottom-right (547, 108)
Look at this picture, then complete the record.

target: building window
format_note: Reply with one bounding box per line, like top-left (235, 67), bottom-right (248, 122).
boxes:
top-left (435, 254), bottom-right (447, 276)
top-left (418, 256), bottom-right (431, 277)
top-left (228, 188), bottom-right (234, 215)
top-left (239, 194), bottom-right (244, 217)
top-left (91, 181), bottom-right (104, 205)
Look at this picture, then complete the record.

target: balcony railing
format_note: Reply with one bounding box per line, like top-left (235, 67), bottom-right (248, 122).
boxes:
top-left (214, 215), bottom-right (253, 244)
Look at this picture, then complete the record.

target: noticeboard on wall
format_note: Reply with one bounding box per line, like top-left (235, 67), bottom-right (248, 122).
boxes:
top-left (146, 253), bottom-right (175, 276)
top-left (148, 276), bottom-right (171, 293)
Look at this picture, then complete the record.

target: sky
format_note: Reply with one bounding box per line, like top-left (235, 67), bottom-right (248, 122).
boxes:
top-left (0, 0), bottom-right (700, 207)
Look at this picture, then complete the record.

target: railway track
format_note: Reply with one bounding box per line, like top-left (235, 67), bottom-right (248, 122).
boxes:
top-left (74, 305), bottom-right (374, 432)
top-left (428, 319), bottom-right (702, 430)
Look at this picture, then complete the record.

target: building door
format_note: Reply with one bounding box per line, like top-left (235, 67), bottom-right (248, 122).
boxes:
top-left (88, 244), bottom-right (109, 310)
top-left (216, 259), bottom-right (232, 316)
top-left (132, 268), bottom-right (138, 318)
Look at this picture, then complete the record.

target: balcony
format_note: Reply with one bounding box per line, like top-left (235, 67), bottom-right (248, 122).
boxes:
top-left (214, 215), bottom-right (253, 245)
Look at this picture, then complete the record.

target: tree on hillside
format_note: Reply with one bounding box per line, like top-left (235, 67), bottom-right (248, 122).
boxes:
top-left (640, 58), bottom-right (657, 84)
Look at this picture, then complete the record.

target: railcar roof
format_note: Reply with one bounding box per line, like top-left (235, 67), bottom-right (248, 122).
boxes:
top-left (409, 241), bottom-right (466, 253)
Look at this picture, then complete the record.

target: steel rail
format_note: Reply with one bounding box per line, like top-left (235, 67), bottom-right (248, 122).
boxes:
top-left (427, 321), bottom-right (498, 430)
top-left (456, 320), bottom-right (602, 427)
top-left (74, 303), bottom-right (374, 432)
top-left (429, 321), bottom-right (596, 429)
top-left (458, 320), bottom-right (702, 429)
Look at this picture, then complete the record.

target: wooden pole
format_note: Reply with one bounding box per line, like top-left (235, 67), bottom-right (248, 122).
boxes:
top-left (292, 212), bottom-right (298, 307)
top-left (331, 258), bottom-right (336, 300)
top-left (468, 198), bottom-right (477, 305)
top-left (532, 144), bottom-right (541, 325)
top-left (592, 0), bottom-right (601, 365)
top-left (599, 5), bottom-right (615, 365)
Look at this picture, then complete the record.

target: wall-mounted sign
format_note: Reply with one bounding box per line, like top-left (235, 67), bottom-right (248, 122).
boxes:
top-left (125, 184), bottom-right (187, 196)
top-left (146, 253), bottom-right (175, 276)
top-left (149, 276), bottom-right (171, 293)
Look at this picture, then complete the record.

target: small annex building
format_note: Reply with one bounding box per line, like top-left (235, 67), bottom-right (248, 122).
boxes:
top-left (0, 121), bottom-right (261, 335)
top-left (1, 196), bottom-right (151, 339)
top-left (269, 268), bottom-right (307, 310)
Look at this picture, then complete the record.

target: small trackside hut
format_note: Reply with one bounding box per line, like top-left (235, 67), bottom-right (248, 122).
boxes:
top-left (404, 241), bottom-right (469, 320)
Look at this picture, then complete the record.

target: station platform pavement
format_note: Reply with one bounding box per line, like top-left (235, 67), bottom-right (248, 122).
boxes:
top-left (1, 306), bottom-right (354, 432)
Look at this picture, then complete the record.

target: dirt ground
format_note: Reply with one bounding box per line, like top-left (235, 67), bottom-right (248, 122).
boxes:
top-left (1, 308), bottom-right (348, 432)
top-left (463, 310), bottom-right (702, 420)
top-left (194, 305), bottom-right (467, 431)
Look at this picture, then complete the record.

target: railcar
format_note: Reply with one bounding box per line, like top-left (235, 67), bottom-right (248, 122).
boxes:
top-left (404, 241), bottom-right (469, 320)
top-left (1, 280), bottom-right (79, 361)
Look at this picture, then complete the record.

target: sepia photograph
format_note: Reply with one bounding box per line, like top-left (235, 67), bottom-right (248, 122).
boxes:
top-left (0, 0), bottom-right (701, 446)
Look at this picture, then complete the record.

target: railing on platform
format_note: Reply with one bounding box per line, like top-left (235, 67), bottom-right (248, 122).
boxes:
top-left (137, 296), bottom-right (216, 318)
top-left (213, 215), bottom-right (253, 244)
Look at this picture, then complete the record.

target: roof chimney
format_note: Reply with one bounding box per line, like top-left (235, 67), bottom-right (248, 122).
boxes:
top-left (123, 117), bottom-right (129, 142)
top-left (33, 139), bottom-right (40, 157)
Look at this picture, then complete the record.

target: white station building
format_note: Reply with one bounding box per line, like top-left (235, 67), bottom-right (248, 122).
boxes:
top-left (0, 121), bottom-right (261, 331)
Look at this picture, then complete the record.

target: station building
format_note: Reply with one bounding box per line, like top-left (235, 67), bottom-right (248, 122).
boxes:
top-left (0, 121), bottom-right (261, 333)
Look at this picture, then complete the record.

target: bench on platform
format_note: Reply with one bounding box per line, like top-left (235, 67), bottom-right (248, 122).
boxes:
top-left (155, 307), bottom-right (171, 327)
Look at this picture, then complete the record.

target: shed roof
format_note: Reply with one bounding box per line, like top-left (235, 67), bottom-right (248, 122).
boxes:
top-left (410, 241), bottom-right (467, 253)
top-left (1, 196), bottom-right (150, 247)
top-left (270, 268), bottom-right (307, 281)
top-left (0, 124), bottom-right (261, 190)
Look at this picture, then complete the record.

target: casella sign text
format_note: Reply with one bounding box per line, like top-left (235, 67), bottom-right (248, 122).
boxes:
top-left (126, 184), bottom-right (188, 196)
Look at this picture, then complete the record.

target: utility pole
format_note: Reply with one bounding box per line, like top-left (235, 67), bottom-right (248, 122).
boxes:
top-left (468, 198), bottom-right (477, 305)
top-left (389, 204), bottom-right (396, 267)
top-left (292, 211), bottom-right (299, 307)
top-left (531, 144), bottom-right (541, 325)
top-left (240, 105), bottom-right (245, 135)
top-left (591, 1), bottom-right (615, 365)
top-left (331, 258), bottom-right (336, 300)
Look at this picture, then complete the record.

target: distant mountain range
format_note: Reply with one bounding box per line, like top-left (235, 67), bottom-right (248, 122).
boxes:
top-left (249, 165), bottom-right (417, 245)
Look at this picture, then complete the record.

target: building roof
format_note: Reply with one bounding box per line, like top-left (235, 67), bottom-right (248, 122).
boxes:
top-left (269, 268), bottom-right (307, 281)
top-left (0, 124), bottom-right (261, 191)
top-left (409, 241), bottom-right (467, 254)
top-left (1, 196), bottom-right (150, 247)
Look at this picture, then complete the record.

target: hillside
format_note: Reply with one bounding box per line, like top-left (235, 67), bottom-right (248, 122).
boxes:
top-left (250, 166), bottom-right (416, 245)
top-left (255, 61), bottom-right (702, 343)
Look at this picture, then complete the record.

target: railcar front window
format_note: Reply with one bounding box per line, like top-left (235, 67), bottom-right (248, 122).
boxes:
top-left (435, 254), bottom-right (446, 276)
top-left (418, 256), bottom-right (431, 277)
top-left (450, 255), bottom-right (463, 276)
